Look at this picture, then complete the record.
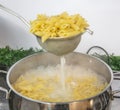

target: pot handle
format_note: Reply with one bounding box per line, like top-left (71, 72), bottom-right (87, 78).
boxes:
top-left (113, 71), bottom-right (120, 80)
top-left (112, 90), bottom-right (120, 98)
top-left (0, 70), bottom-right (10, 99)
top-left (0, 70), bottom-right (8, 74)
top-left (111, 71), bottom-right (120, 99)
top-left (0, 87), bottom-right (10, 99)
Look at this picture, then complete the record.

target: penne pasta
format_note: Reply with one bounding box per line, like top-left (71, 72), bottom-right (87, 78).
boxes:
top-left (30, 12), bottom-right (89, 42)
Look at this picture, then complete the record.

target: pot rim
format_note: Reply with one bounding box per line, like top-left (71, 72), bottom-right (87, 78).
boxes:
top-left (6, 52), bottom-right (113, 104)
top-left (36, 33), bottom-right (83, 41)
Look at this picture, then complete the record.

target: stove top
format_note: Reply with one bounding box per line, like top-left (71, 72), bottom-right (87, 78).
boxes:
top-left (111, 79), bottom-right (120, 110)
top-left (0, 72), bottom-right (120, 110)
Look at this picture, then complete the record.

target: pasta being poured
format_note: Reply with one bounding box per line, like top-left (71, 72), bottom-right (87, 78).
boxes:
top-left (30, 12), bottom-right (89, 42)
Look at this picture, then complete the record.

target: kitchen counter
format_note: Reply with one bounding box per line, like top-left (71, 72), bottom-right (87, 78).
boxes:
top-left (0, 73), bottom-right (120, 110)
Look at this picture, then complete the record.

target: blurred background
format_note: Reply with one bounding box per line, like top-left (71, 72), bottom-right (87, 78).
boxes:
top-left (0, 0), bottom-right (120, 55)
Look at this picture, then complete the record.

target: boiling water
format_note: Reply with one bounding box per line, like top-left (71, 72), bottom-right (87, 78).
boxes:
top-left (13, 59), bottom-right (108, 102)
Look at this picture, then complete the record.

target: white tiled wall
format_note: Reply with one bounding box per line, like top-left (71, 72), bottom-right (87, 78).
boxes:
top-left (0, 0), bottom-right (120, 55)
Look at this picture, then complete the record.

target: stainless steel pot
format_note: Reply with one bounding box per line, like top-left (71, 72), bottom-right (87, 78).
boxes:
top-left (0, 52), bottom-right (120, 110)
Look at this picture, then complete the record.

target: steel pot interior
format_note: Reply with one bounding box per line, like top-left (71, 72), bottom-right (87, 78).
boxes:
top-left (7, 52), bottom-right (113, 104)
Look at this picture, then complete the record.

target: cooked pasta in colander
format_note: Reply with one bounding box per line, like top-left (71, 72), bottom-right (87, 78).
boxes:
top-left (12, 65), bottom-right (107, 102)
top-left (30, 12), bottom-right (89, 42)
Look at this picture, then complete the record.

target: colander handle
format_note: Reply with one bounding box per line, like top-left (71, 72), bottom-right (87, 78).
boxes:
top-left (85, 28), bottom-right (94, 35)
top-left (0, 4), bottom-right (30, 28)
